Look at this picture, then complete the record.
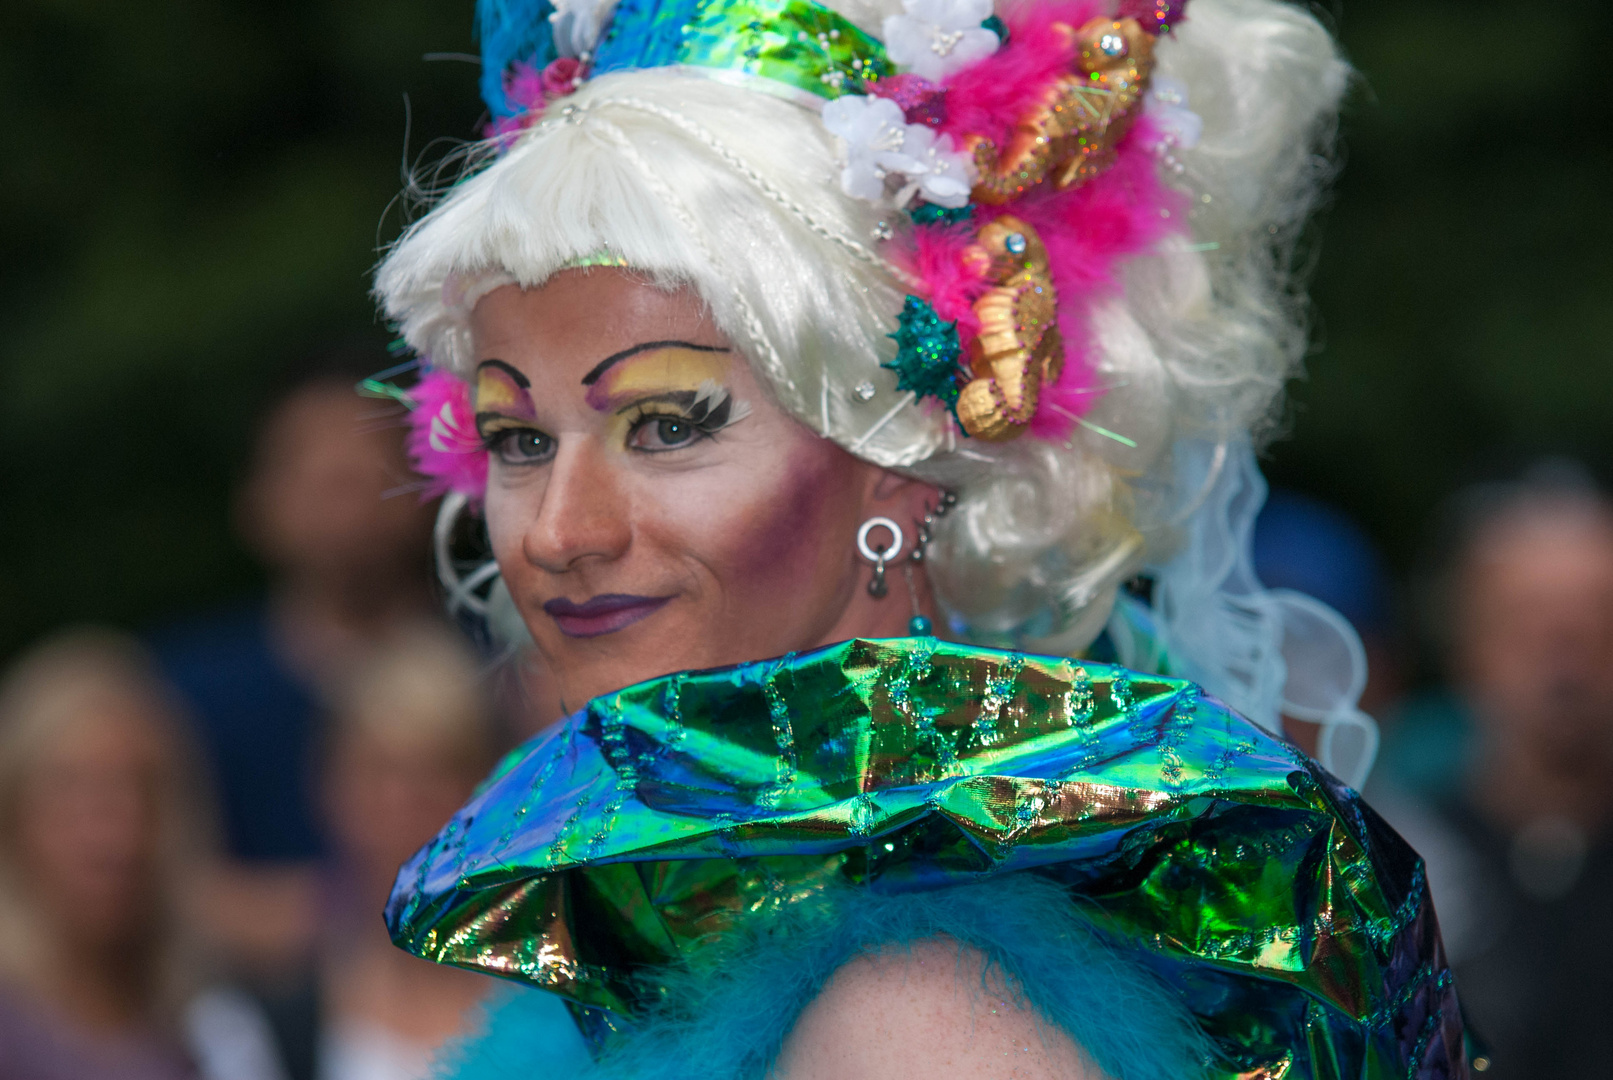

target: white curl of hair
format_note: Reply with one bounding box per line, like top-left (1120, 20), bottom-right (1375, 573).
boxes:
top-left (376, 0), bottom-right (1379, 785)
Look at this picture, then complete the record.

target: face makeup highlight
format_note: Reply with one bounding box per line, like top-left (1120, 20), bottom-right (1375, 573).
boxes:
top-left (474, 341), bottom-right (751, 466)
top-left (473, 360), bottom-right (538, 421)
top-left (584, 342), bottom-right (750, 453)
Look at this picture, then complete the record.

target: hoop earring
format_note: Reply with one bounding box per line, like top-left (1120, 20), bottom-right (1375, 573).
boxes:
top-left (857, 517), bottom-right (905, 599)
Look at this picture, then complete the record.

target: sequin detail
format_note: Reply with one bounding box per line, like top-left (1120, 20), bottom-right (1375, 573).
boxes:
top-left (884, 295), bottom-right (963, 409)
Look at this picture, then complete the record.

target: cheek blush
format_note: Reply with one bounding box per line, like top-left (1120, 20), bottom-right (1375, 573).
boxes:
top-left (730, 447), bottom-right (850, 583)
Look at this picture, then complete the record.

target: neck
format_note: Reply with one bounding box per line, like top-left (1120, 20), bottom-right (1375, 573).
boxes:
top-left (323, 897), bottom-right (488, 1044)
top-left (818, 560), bottom-right (945, 644)
top-left (276, 561), bottom-right (431, 626)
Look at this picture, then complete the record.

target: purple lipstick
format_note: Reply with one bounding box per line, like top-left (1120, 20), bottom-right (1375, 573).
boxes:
top-left (542, 594), bottom-right (671, 638)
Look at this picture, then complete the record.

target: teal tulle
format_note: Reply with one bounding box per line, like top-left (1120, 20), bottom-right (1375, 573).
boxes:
top-left (435, 875), bottom-right (1215, 1080)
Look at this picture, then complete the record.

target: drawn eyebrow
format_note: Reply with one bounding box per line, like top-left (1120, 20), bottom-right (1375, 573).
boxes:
top-left (616, 389), bottom-right (700, 412)
top-left (475, 359), bottom-right (531, 387)
top-left (580, 341), bottom-right (730, 386)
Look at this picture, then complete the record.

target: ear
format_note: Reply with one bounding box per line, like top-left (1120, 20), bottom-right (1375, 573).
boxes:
top-left (862, 470), bottom-right (943, 561)
top-left (869, 469), bottom-right (941, 516)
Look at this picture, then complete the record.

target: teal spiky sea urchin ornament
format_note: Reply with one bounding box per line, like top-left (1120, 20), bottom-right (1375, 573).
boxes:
top-left (909, 202), bottom-right (974, 227)
top-left (885, 296), bottom-right (963, 409)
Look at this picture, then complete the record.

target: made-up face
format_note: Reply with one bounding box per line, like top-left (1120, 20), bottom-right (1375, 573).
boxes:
top-left (471, 269), bottom-right (933, 710)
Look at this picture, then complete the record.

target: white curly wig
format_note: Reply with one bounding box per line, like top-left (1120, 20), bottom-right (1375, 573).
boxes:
top-left (374, 0), bottom-right (1379, 784)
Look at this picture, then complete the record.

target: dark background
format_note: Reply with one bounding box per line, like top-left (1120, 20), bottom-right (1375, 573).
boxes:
top-left (2, 0), bottom-right (1609, 668)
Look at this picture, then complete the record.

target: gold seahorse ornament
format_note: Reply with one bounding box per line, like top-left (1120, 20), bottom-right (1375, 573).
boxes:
top-left (948, 17), bottom-right (1157, 439)
top-left (966, 16), bottom-right (1156, 205)
top-left (954, 216), bottom-right (1064, 441)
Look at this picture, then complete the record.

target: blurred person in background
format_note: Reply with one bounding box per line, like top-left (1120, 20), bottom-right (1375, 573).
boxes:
top-left (0, 629), bottom-right (286, 1080)
top-left (311, 624), bottom-right (512, 1080)
top-left (1370, 462), bottom-right (1613, 1078)
top-left (151, 349), bottom-right (441, 983)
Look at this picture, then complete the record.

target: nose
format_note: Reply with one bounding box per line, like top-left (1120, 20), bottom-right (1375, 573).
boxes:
top-left (522, 441), bottom-right (632, 573)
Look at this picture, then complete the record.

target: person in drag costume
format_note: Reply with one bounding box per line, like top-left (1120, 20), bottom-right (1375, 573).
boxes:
top-left (374, 0), bottom-right (1468, 1075)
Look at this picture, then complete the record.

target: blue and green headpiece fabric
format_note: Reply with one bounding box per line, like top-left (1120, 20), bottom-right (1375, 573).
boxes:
top-left (476, 0), bottom-right (891, 120)
top-left (478, 0), bottom-right (562, 117)
top-left (388, 637), bottom-right (1468, 1078)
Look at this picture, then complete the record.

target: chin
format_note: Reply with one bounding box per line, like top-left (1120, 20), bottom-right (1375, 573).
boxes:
top-left (545, 639), bottom-right (696, 707)
top-left (553, 627), bottom-right (775, 708)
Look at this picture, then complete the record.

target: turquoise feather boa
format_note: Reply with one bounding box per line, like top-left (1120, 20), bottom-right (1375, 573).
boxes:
top-left (436, 874), bottom-right (1215, 1079)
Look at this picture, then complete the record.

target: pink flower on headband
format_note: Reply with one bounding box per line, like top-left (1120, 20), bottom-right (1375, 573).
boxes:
top-left (542, 57), bottom-right (585, 97)
top-left (406, 369), bottom-right (488, 501)
top-left (868, 73), bottom-right (948, 128)
top-left (485, 57), bottom-right (588, 140)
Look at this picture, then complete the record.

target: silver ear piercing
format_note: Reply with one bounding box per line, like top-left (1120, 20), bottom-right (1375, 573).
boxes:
top-left (857, 517), bottom-right (905, 599)
top-left (858, 490), bottom-right (958, 601)
top-left (909, 489), bottom-right (959, 564)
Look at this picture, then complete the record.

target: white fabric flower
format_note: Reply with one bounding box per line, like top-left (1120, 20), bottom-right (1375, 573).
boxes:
top-left (889, 124), bottom-right (973, 207)
top-left (1145, 74), bottom-right (1204, 150)
top-left (881, 0), bottom-right (1000, 82)
top-left (549, 0), bottom-right (619, 58)
top-left (822, 96), bottom-right (914, 202)
top-left (822, 95), bottom-right (975, 208)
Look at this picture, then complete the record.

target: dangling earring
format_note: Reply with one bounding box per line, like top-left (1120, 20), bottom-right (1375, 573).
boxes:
top-left (901, 489), bottom-right (957, 636)
top-left (857, 517), bottom-right (905, 599)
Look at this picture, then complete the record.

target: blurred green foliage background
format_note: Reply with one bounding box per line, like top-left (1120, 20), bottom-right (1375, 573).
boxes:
top-left (1, 0), bottom-right (1608, 663)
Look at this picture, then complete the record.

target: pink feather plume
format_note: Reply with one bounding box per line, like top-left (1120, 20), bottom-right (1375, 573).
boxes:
top-left (938, 0), bottom-right (1104, 147)
top-left (1015, 119), bottom-right (1188, 438)
top-left (406, 369), bottom-right (488, 501)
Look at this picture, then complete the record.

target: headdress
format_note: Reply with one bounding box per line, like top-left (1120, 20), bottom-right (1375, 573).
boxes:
top-left (404, 0), bottom-right (1196, 491)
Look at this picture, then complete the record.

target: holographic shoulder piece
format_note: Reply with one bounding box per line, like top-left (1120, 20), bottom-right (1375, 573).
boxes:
top-left (387, 638), bottom-right (1464, 1078)
top-left (591, 0), bottom-right (891, 101)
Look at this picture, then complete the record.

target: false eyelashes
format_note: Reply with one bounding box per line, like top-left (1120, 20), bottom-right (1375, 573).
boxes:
top-left (622, 380), bottom-right (751, 434)
top-left (685, 379), bottom-right (751, 431)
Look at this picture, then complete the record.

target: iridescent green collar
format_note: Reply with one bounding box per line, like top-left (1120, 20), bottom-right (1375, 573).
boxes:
top-left (591, 0), bottom-right (892, 102)
top-left (387, 638), bottom-right (1444, 1076)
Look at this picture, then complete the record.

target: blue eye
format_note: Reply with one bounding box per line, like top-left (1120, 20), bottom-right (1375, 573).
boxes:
top-left (628, 414), bottom-right (701, 452)
top-left (488, 428), bottom-right (555, 465)
top-left (654, 418), bottom-right (695, 446)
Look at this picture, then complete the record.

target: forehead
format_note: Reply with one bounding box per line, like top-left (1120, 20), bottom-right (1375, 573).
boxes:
top-left (35, 702), bottom-right (169, 772)
top-left (469, 270), bottom-right (725, 373)
top-left (261, 383), bottom-right (370, 450)
top-left (1465, 510), bottom-right (1613, 601)
top-left (1472, 507), bottom-right (1613, 563)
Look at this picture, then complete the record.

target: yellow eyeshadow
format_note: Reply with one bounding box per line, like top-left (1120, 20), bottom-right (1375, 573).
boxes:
top-left (476, 415), bottom-right (530, 435)
top-left (474, 364), bottom-right (537, 420)
top-left (586, 348), bottom-right (731, 412)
